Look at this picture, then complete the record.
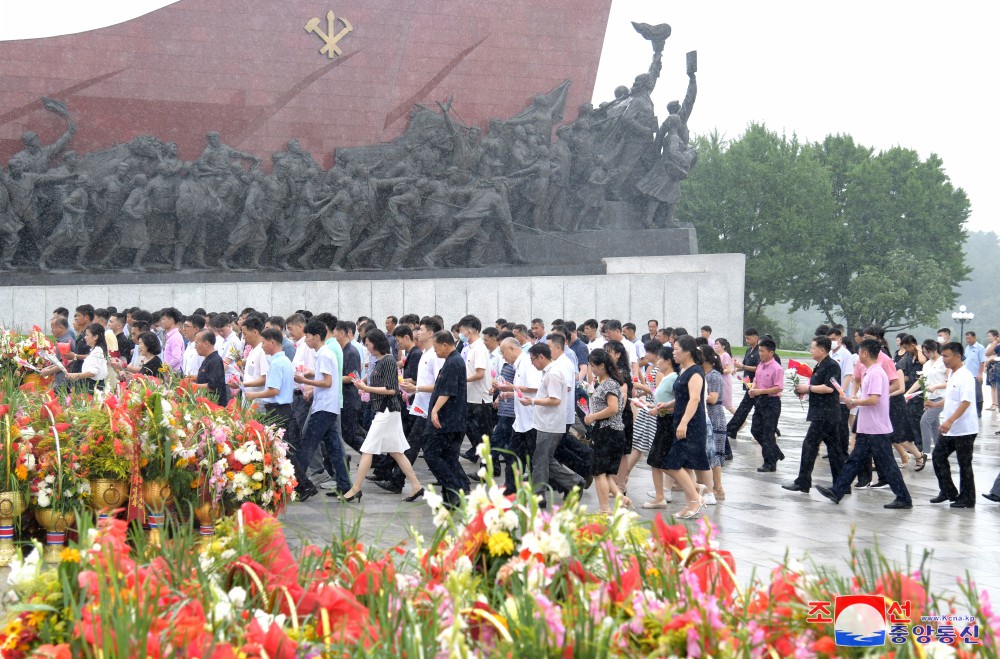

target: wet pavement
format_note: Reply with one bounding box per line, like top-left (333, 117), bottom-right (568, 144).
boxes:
top-left (282, 389), bottom-right (1000, 596)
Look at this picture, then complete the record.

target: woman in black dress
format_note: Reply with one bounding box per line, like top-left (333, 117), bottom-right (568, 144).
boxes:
top-left (583, 349), bottom-right (630, 513)
top-left (665, 335), bottom-right (711, 519)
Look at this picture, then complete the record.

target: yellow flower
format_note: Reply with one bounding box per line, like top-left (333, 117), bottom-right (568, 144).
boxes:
top-left (15, 464), bottom-right (28, 480)
top-left (59, 548), bottom-right (81, 563)
top-left (158, 363), bottom-right (170, 374)
top-left (487, 531), bottom-right (514, 557)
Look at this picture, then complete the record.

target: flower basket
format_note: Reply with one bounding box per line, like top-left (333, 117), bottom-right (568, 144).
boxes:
top-left (0, 490), bottom-right (25, 566)
top-left (35, 507), bottom-right (75, 564)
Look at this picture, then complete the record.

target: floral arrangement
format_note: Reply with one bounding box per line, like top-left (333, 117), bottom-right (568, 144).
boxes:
top-left (786, 359), bottom-right (813, 409)
top-left (0, 327), bottom-right (56, 381)
top-left (0, 438), bottom-right (996, 657)
top-left (71, 398), bottom-right (136, 482)
top-left (0, 413), bottom-right (35, 500)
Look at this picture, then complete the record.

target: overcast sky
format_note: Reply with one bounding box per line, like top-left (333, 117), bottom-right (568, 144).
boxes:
top-left (594, 0), bottom-right (998, 232)
top-left (3, 0), bottom-right (996, 232)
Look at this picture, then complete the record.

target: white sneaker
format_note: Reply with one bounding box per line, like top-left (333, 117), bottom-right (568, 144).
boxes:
top-left (646, 490), bottom-right (672, 503)
top-left (703, 493), bottom-right (718, 506)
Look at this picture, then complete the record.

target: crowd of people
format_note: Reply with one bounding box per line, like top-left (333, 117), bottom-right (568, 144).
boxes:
top-left (34, 303), bottom-right (1000, 516)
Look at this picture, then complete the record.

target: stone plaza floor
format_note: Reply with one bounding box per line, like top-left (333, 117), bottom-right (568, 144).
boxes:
top-left (282, 393), bottom-right (1000, 597)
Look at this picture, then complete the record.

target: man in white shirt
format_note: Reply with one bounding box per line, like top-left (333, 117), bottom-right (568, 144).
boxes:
top-left (239, 317), bottom-right (270, 405)
top-left (285, 313), bottom-right (315, 472)
top-left (502, 337), bottom-right (540, 494)
top-left (546, 332), bottom-right (593, 484)
top-left (827, 326), bottom-right (856, 455)
top-left (459, 315), bottom-right (493, 464)
top-left (398, 317), bottom-right (446, 488)
top-left (181, 314), bottom-right (206, 377)
top-left (623, 323), bottom-right (646, 360)
top-left (292, 319), bottom-right (350, 499)
top-left (520, 343), bottom-right (583, 504)
top-left (603, 320), bottom-right (638, 379)
top-left (930, 342), bottom-right (979, 508)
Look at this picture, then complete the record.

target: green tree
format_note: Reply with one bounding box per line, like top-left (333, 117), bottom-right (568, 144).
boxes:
top-left (799, 137), bottom-right (971, 331)
top-left (680, 124), bottom-right (835, 329)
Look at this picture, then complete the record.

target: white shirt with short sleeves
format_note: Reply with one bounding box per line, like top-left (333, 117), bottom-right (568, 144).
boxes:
top-left (942, 366), bottom-right (979, 436)
top-left (512, 351), bottom-right (542, 433)
top-left (465, 338), bottom-right (492, 404)
top-left (309, 345), bottom-right (341, 415)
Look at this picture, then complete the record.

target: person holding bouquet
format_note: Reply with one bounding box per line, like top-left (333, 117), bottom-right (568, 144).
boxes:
top-left (583, 349), bottom-right (629, 513)
top-left (783, 336), bottom-right (847, 494)
top-left (339, 329), bottom-right (424, 503)
top-left (747, 337), bottom-right (785, 472)
top-left (63, 323), bottom-right (109, 393)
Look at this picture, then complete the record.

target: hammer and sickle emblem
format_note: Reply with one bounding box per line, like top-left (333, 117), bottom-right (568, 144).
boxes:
top-left (304, 10), bottom-right (353, 58)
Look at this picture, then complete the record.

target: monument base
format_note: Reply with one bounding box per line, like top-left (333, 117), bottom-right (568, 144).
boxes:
top-left (0, 252), bottom-right (744, 341)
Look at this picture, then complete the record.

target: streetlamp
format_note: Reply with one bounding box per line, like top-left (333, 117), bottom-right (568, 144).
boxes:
top-left (952, 304), bottom-right (975, 338)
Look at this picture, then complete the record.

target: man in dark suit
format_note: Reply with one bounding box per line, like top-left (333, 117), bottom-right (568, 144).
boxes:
top-left (640, 319), bottom-right (658, 344)
top-left (193, 329), bottom-right (229, 406)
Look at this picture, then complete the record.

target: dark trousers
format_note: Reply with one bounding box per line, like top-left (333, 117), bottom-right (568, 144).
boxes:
top-left (287, 393), bottom-right (312, 484)
top-left (554, 431), bottom-right (594, 480)
top-left (425, 430), bottom-right (469, 505)
top-left (832, 433), bottom-right (910, 503)
top-left (505, 429), bottom-right (536, 494)
top-left (726, 390), bottom-right (754, 438)
top-left (464, 403), bottom-right (492, 454)
top-left (795, 418), bottom-right (847, 489)
top-left (491, 414), bottom-right (515, 473)
top-left (904, 398), bottom-right (926, 451)
top-left (837, 405), bottom-right (851, 456)
top-left (752, 397), bottom-right (784, 466)
top-left (298, 411), bottom-right (351, 492)
top-left (262, 403), bottom-right (293, 431)
top-left (389, 415), bottom-right (429, 488)
top-left (932, 434), bottom-right (977, 505)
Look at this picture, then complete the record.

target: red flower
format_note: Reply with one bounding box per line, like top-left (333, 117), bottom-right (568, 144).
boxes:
top-left (0, 404), bottom-right (8, 417)
top-left (607, 556), bottom-right (640, 604)
top-left (652, 514), bottom-right (688, 554)
top-left (786, 359), bottom-right (813, 378)
top-left (245, 620), bottom-right (297, 659)
top-left (31, 645), bottom-right (71, 659)
top-left (813, 635), bottom-right (836, 655)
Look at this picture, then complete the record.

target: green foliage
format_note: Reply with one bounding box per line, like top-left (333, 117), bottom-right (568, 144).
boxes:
top-left (682, 128), bottom-right (971, 333)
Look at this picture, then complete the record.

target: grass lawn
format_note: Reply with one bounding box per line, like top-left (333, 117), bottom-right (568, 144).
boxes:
top-left (731, 345), bottom-right (812, 359)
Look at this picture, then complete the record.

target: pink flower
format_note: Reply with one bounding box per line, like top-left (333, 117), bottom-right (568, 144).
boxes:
top-left (686, 626), bottom-right (702, 657)
top-left (534, 593), bottom-right (565, 646)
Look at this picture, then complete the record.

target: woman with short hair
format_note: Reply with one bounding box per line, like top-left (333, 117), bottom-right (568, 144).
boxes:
top-left (340, 329), bottom-right (424, 502)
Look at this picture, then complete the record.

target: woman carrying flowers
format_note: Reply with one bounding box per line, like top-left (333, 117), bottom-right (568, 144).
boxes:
top-left (583, 348), bottom-right (629, 513)
top-left (341, 329), bottom-right (424, 502)
top-left (64, 324), bottom-right (108, 393)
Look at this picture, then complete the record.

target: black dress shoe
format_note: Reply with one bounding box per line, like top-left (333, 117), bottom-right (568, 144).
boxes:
top-left (756, 464), bottom-right (776, 473)
top-left (460, 451), bottom-right (478, 463)
top-left (816, 485), bottom-right (841, 504)
top-left (930, 494), bottom-right (956, 504)
top-left (950, 500), bottom-right (974, 509)
top-left (870, 481), bottom-right (890, 489)
top-left (884, 498), bottom-right (912, 509)
top-left (373, 480), bottom-right (403, 494)
top-left (297, 485), bottom-right (319, 502)
top-left (781, 482), bottom-right (809, 493)
top-left (982, 493), bottom-right (1000, 503)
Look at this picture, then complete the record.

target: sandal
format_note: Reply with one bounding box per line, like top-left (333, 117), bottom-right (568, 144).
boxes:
top-left (641, 499), bottom-right (669, 509)
top-left (713, 487), bottom-right (726, 501)
top-left (915, 453), bottom-right (927, 472)
top-left (677, 504), bottom-right (701, 519)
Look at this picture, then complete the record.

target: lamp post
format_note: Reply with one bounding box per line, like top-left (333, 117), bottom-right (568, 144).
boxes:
top-left (952, 304), bottom-right (975, 338)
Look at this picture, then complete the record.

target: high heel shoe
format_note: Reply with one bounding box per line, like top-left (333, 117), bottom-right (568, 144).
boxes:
top-left (340, 491), bottom-right (363, 503)
top-left (403, 488), bottom-right (425, 502)
top-left (677, 504), bottom-right (701, 519)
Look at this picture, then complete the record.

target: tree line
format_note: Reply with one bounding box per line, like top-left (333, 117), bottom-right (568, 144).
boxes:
top-left (679, 124), bottom-right (971, 336)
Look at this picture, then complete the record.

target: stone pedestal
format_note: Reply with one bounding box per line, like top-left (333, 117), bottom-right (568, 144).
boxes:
top-left (0, 252), bottom-right (745, 342)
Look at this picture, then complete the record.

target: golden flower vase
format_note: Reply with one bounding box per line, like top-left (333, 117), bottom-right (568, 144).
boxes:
top-left (195, 501), bottom-right (219, 542)
top-left (89, 479), bottom-right (128, 521)
top-left (142, 480), bottom-right (174, 552)
top-left (35, 508), bottom-right (76, 564)
top-left (0, 491), bottom-right (26, 567)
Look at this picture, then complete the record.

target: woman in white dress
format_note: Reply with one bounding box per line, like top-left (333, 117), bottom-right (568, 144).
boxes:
top-left (64, 323), bottom-right (108, 393)
top-left (340, 329), bottom-right (424, 502)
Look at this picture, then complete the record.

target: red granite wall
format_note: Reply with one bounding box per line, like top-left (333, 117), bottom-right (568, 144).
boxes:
top-left (0, 0), bottom-right (612, 169)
